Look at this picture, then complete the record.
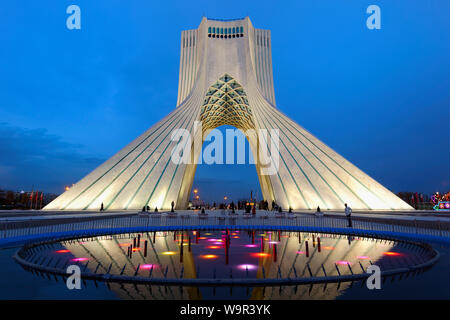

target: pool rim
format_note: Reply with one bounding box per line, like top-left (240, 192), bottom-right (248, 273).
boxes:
top-left (12, 225), bottom-right (441, 287)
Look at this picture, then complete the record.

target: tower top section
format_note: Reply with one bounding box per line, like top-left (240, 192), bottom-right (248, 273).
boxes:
top-left (176, 17), bottom-right (276, 107)
top-left (205, 17), bottom-right (246, 22)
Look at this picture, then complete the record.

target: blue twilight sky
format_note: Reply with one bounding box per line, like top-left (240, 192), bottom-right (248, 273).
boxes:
top-left (0, 0), bottom-right (449, 202)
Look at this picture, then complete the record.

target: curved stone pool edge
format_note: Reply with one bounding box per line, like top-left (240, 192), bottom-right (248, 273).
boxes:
top-left (12, 250), bottom-right (441, 287)
top-left (12, 226), bottom-right (441, 287)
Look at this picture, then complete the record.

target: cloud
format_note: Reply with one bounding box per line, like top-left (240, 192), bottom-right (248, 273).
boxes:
top-left (0, 123), bottom-right (104, 193)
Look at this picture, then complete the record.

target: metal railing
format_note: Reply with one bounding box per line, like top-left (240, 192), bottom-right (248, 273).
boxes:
top-left (1, 212), bottom-right (449, 246)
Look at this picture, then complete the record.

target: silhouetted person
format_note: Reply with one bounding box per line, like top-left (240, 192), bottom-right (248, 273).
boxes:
top-left (316, 206), bottom-right (321, 213)
top-left (201, 207), bottom-right (205, 214)
top-left (142, 206), bottom-right (146, 212)
top-left (289, 207), bottom-right (292, 213)
top-left (100, 203), bottom-right (104, 212)
top-left (278, 206), bottom-right (282, 213)
top-left (345, 203), bottom-right (352, 227)
top-left (171, 200), bottom-right (175, 213)
top-left (154, 207), bottom-right (158, 213)
top-left (231, 202), bottom-right (235, 214)
top-left (146, 205), bottom-right (150, 212)
top-left (272, 200), bottom-right (276, 211)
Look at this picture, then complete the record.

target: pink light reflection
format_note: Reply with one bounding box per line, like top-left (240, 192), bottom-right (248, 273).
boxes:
top-left (336, 260), bottom-right (352, 265)
top-left (237, 264), bottom-right (257, 270)
top-left (71, 258), bottom-right (89, 262)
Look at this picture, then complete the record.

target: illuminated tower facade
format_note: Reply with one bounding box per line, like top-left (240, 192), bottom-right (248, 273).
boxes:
top-left (44, 17), bottom-right (412, 211)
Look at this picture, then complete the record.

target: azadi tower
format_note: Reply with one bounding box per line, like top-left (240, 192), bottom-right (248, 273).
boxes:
top-left (44, 17), bottom-right (412, 211)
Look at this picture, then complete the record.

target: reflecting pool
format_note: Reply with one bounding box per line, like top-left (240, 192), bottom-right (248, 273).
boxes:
top-left (10, 229), bottom-right (439, 300)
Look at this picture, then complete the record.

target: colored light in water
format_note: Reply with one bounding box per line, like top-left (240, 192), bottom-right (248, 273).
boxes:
top-left (200, 254), bottom-right (218, 259)
top-left (322, 246), bottom-right (335, 250)
top-left (140, 264), bottom-right (157, 269)
top-left (198, 237), bottom-right (207, 240)
top-left (251, 252), bottom-right (271, 258)
top-left (336, 261), bottom-right (352, 265)
top-left (204, 233), bottom-right (212, 235)
top-left (357, 256), bottom-right (370, 259)
top-left (296, 251), bottom-right (306, 254)
top-left (71, 258), bottom-right (88, 262)
top-left (206, 246), bottom-right (221, 249)
top-left (232, 236), bottom-right (240, 239)
top-left (213, 242), bottom-right (224, 245)
top-left (132, 247), bottom-right (141, 252)
top-left (384, 252), bottom-right (402, 256)
top-left (162, 251), bottom-right (176, 255)
top-left (119, 243), bottom-right (132, 247)
top-left (55, 250), bottom-right (70, 253)
top-left (244, 244), bottom-right (258, 248)
top-left (237, 264), bottom-right (257, 270)
top-left (268, 241), bottom-right (279, 244)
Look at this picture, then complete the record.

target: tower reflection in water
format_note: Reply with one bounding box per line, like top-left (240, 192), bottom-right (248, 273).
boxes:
top-left (41, 230), bottom-right (425, 300)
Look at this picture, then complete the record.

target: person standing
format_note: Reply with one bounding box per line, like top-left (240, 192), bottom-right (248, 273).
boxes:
top-left (345, 203), bottom-right (352, 227)
top-left (171, 201), bottom-right (175, 213)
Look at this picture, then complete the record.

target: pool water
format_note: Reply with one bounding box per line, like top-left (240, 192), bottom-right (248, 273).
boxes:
top-left (1, 230), bottom-right (448, 300)
top-left (22, 230), bottom-right (429, 279)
